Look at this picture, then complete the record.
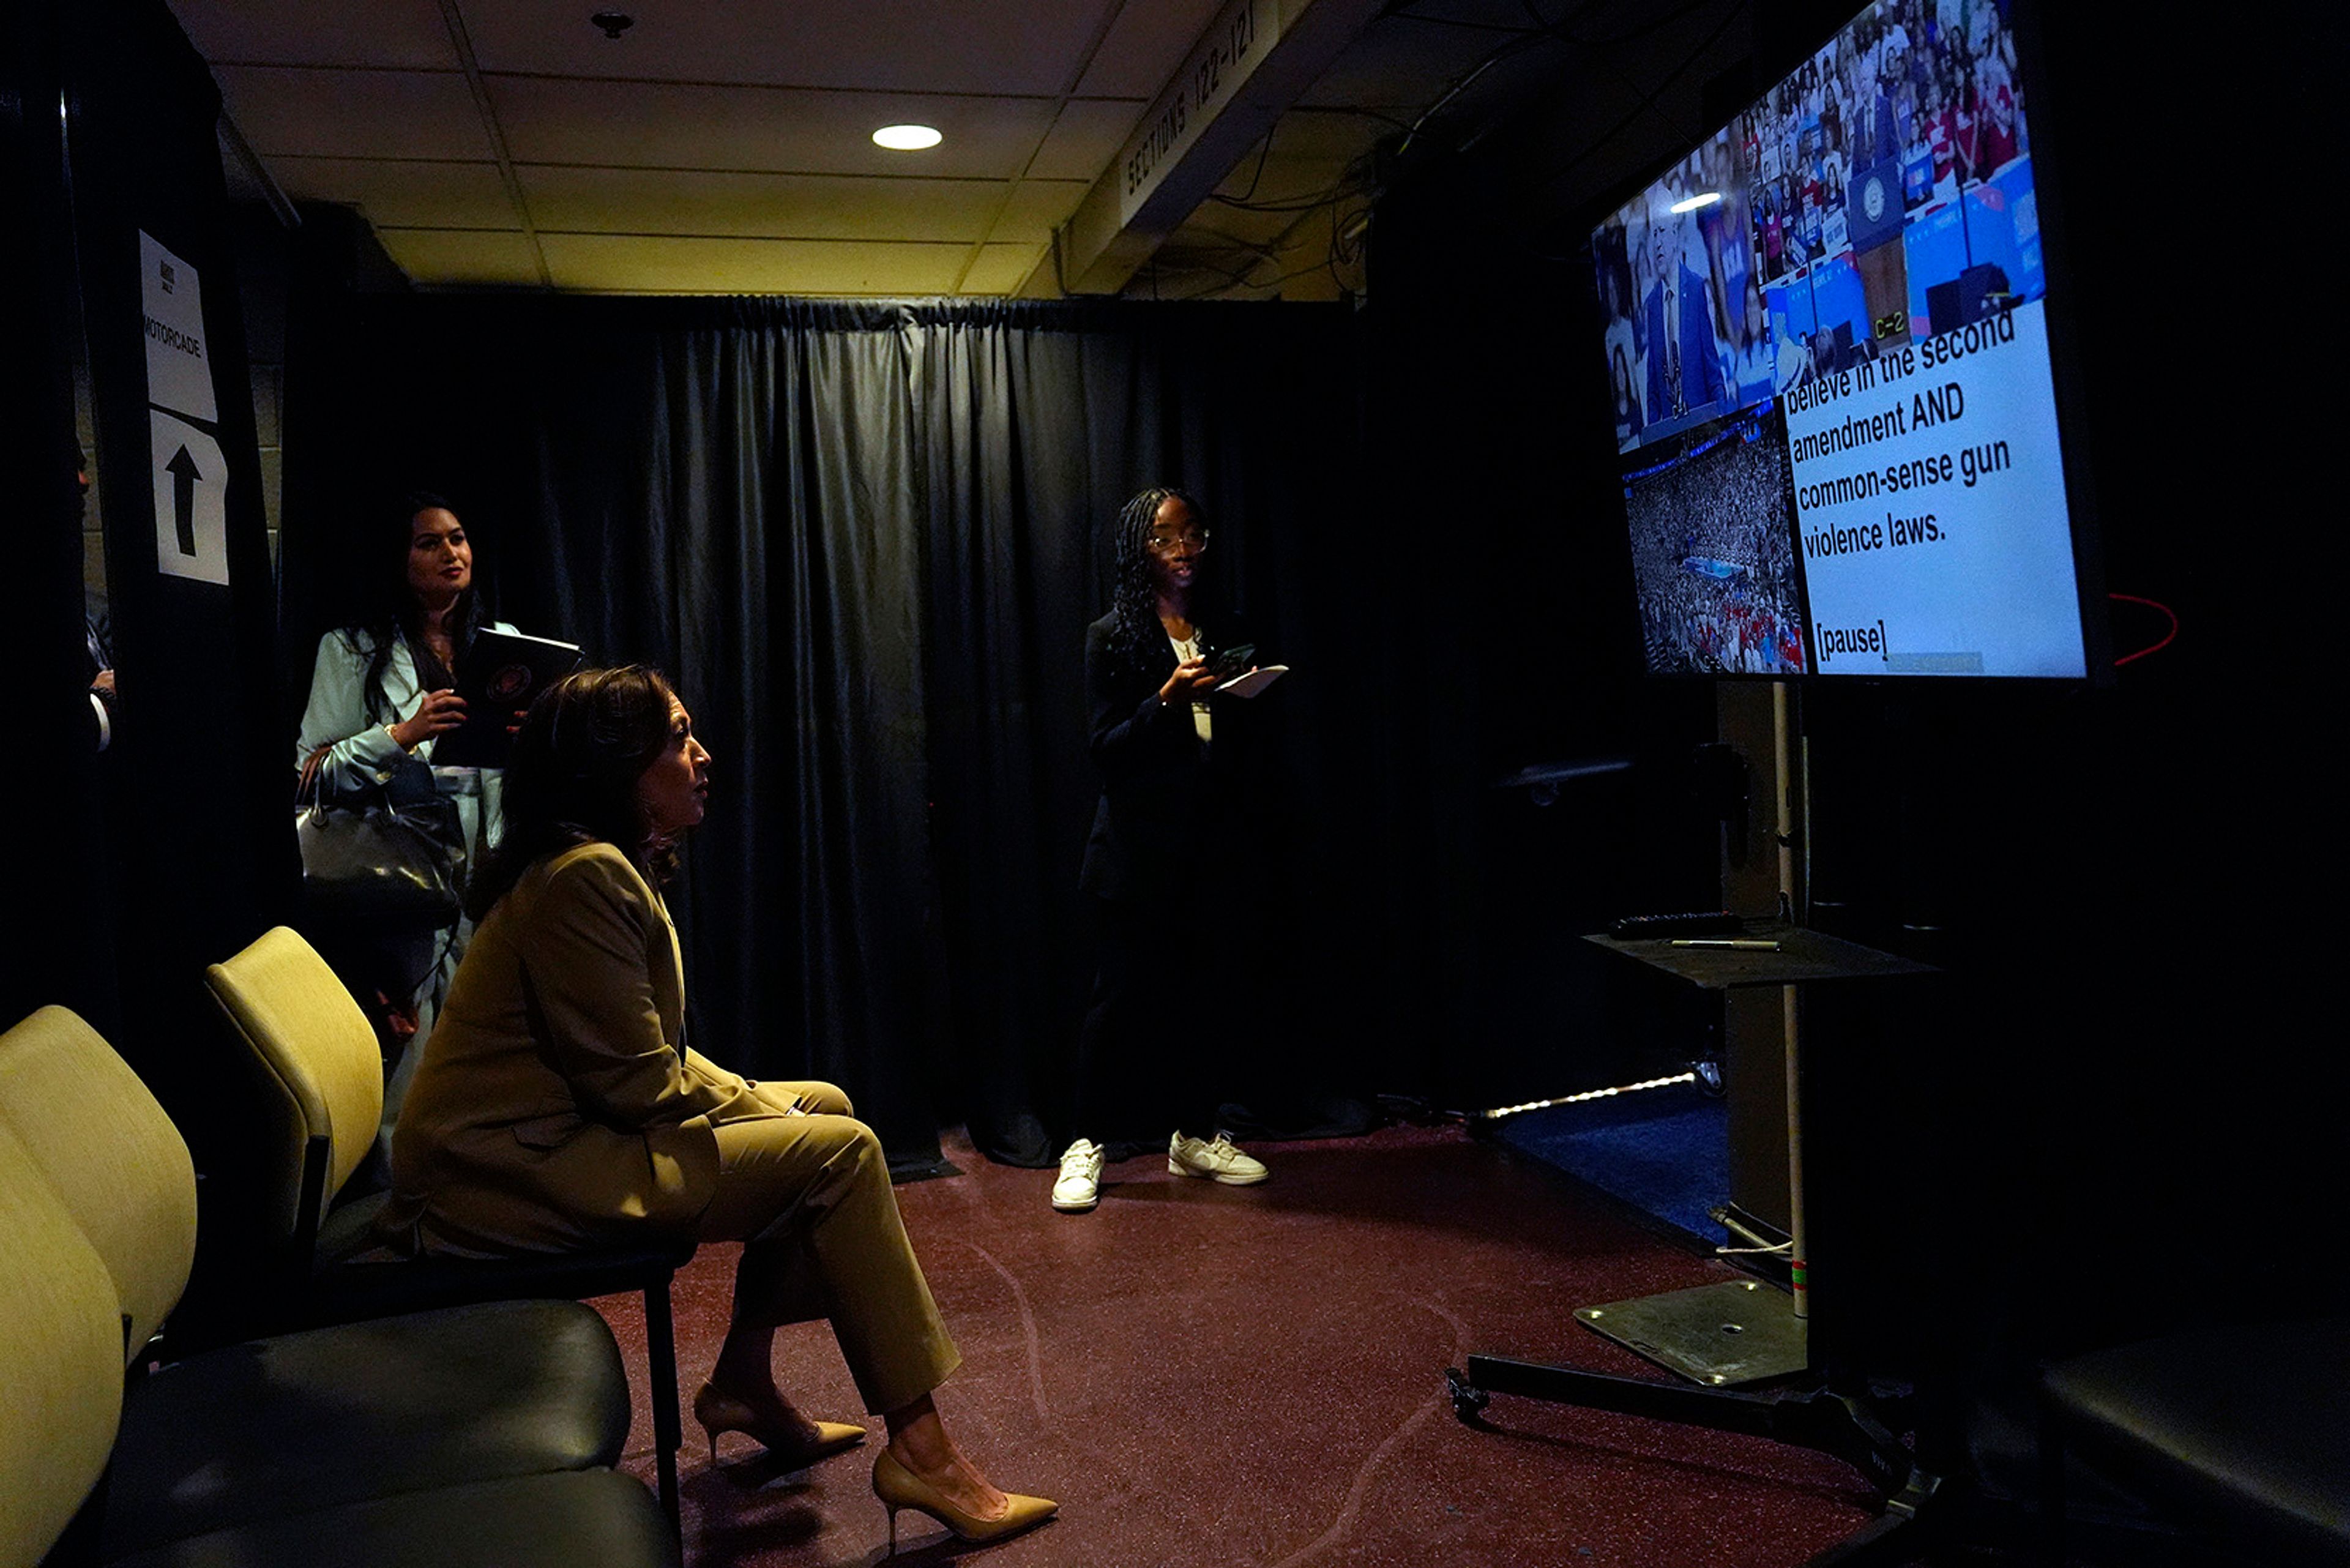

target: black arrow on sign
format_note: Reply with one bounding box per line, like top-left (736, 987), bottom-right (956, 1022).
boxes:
top-left (165, 444), bottom-right (201, 555)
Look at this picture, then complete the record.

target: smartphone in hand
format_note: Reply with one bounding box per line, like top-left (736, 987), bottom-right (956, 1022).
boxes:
top-left (1208, 642), bottom-right (1257, 678)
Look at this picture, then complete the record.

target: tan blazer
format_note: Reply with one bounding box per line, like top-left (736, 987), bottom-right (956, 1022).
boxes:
top-left (380, 840), bottom-right (788, 1256)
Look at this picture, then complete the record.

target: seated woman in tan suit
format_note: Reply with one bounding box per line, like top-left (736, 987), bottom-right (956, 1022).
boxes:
top-left (379, 666), bottom-right (1053, 1553)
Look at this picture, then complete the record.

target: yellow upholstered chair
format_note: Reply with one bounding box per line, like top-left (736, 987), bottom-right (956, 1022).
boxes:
top-left (0, 1005), bottom-right (198, 1365)
top-left (204, 927), bottom-right (689, 1522)
top-left (203, 925), bottom-right (386, 1262)
top-left (0, 1005), bottom-right (638, 1553)
top-left (0, 1118), bottom-right (124, 1567)
top-left (0, 1016), bottom-right (672, 1567)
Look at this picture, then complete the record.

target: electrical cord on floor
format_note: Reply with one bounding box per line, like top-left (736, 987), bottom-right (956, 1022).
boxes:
top-left (1469, 1072), bottom-right (1698, 1121)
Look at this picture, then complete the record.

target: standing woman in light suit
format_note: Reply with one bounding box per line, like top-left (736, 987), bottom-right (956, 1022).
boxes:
top-left (296, 491), bottom-right (517, 1138)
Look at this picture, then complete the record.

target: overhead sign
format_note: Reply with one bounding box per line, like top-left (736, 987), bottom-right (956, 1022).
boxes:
top-left (140, 230), bottom-right (215, 423)
top-left (1116, 0), bottom-right (1282, 228)
top-left (149, 409), bottom-right (228, 585)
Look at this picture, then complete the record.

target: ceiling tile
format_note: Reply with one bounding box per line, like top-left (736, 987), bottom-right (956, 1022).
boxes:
top-left (1296, 15), bottom-right (1507, 110)
top-left (538, 234), bottom-right (970, 294)
top-left (1268, 267), bottom-right (1345, 301)
top-left (458, 0), bottom-right (1121, 95)
top-left (1185, 196), bottom-right (1349, 259)
top-left (184, 0), bottom-right (1518, 297)
top-left (957, 242), bottom-right (1048, 296)
top-left (488, 78), bottom-right (1058, 179)
top-left (1255, 104), bottom-right (1400, 162)
top-left (166, 0), bottom-right (457, 70)
top-left (1147, 224), bottom-right (1345, 299)
top-left (1072, 0), bottom-right (1231, 98)
top-left (520, 166), bottom-right (1010, 242)
top-left (376, 228), bottom-right (544, 287)
top-left (267, 158), bottom-right (517, 230)
top-left (213, 66), bottom-right (494, 160)
top-left (1208, 147), bottom-right (1360, 207)
top-left (1028, 99), bottom-right (1143, 181)
top-left (1420, 0), bottom-right (1584, 35)
top-left (1164, 216), bottom-right (1285, 267)
top-left (988, 181), bottom-right (1089, 245)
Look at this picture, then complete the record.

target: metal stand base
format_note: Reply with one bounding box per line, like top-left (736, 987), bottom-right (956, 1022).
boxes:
top-left (1575, 1279), bottom-right (1807, 1386)
top-left (1444, 1355), bottom-right (1943, 1567)
top-left (1464, 689), bottom-right (1955, 1564)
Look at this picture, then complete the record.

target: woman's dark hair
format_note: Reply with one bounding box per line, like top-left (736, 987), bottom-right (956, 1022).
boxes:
top-left (466, 666), bottom-right (683, 919)
top-left (348, 490), bottom-right (491, 722)
top-left (1104, 485), bottom-right (1217, 673)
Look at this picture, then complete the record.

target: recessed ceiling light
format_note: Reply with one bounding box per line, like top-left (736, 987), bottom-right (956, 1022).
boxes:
top-left (872, 124), bottom-right (943, 151)
top-left (589, 10), bottom-right (633, 39)
top-left (1669, 192), bottom-right (1722, 214)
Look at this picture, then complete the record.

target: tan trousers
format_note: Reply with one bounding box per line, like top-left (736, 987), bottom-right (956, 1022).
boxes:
top-left (696, 1080), bottom-right (961, 1415)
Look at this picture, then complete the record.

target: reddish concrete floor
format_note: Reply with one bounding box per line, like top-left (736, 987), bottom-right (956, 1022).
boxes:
top-left (593, 1122), bottom-right (1884, 1567)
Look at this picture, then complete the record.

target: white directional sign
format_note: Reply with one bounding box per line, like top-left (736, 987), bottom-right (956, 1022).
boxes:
top-left (149, 409), bottom-right (228, 585)
top-left (140, 231), bottom-right (215, 423)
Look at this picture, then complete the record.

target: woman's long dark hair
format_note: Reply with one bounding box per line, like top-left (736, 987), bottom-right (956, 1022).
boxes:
top-left (1104, 485), bottom-right (1219, 674)
top-left (466, 666), bottom-right (683, 920)
top-left (347, 490), bottom-right (491, 722)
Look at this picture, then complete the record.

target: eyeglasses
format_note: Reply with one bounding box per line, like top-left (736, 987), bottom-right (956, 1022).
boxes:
top-left (1146, 527), bottom-right (1210, 552)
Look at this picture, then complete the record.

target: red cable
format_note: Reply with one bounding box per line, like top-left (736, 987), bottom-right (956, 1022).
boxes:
top-left (2108, 592), bottom-right (2177, 666)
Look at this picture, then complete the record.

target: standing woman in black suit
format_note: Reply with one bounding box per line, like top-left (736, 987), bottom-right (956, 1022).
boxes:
top-left (1050, 487), bottom-right (1277, 1214)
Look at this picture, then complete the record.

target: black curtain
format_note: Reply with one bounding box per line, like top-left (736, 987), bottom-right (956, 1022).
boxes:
top-left (9, 0), bottom-right (295, 1335)
top-left (281, 292), bottom-right (1373, 1165)
top-left (3, 0), bottom-right (116, 1034)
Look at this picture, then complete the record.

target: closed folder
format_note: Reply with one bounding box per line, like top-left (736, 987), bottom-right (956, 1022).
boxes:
top-left (430, 629), bottom-right (584, 769)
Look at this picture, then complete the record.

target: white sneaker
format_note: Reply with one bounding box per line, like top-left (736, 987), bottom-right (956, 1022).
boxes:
top-left (1051, 1138), bottom-right (1106, 1212)
top-left (1168, 1131), bottom-right (1269, 1186)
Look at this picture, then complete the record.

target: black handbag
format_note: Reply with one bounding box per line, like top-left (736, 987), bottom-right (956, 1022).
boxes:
top-left (295, 747), bottom-right (467, 933)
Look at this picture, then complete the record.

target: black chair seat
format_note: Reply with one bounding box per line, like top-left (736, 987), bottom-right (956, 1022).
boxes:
top-left (316, 1247), bottom-right (692, 1310)
top-left (303, 1188), bottom-right (694, 1523)
top-left (2044, 1317), bottom-right (2350, 1567)
top-left (204, 932), bottom-right (695, 1529)
top-left (105, 1469), bottom-right (678, 1568)
top-left (103, 1300), bottom-right (631, 1556)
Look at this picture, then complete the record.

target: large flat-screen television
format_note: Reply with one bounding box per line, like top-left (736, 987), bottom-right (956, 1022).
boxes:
top-left (1592, 0), bottom-right (2098, 678)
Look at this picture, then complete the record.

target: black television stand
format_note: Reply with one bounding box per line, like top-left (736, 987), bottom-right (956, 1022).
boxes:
top-left (1445, 1359), bottom-right (1938, 1565)
top-left (1445, 922), bottom-right (1942, 1567)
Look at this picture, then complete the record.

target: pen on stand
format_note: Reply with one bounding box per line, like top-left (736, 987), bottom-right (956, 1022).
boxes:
top-left (1669, 938), bottom-right (1781, 950)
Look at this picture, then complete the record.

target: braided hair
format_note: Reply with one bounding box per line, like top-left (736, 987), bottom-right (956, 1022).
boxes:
top-left (1103, 485), bottom-right (1218, 674)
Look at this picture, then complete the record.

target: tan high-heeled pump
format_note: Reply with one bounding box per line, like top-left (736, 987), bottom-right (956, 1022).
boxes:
top-left (871, 1447), bottom-right (1057, 1555)
top-left (692, 1381), bottom-right (867, 1466)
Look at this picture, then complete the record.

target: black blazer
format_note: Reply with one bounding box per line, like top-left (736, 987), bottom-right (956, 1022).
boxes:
top-left (1078, 610), bottom-right (1266, 902)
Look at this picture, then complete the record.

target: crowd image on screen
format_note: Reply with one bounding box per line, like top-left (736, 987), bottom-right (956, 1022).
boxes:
top-left (1592, 132), bottom-right (1775, 453)
top-left (1595, 0), bottom-right (2040, 453)
top-left (1733, 0), bottom-right (2034, 382)
top-left (1622, 413), bottom-right (1807, 676)
top-left (1587, 0), bottom-right (2045, 673)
